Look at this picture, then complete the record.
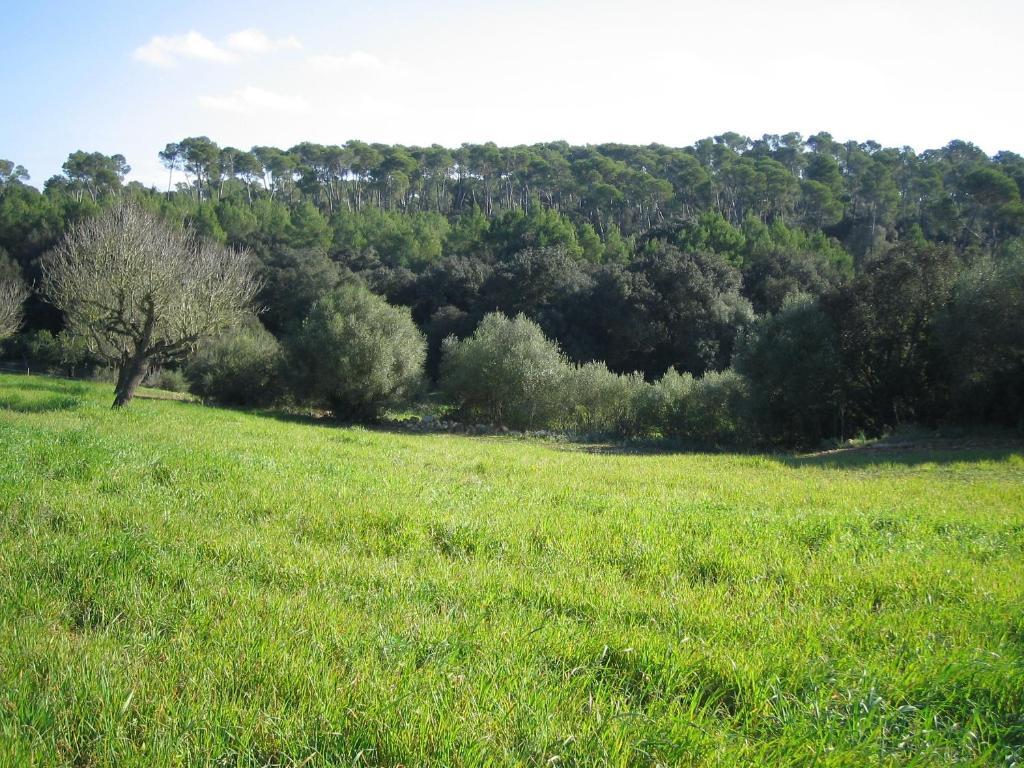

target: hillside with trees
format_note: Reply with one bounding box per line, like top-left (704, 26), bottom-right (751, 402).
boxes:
top-left (1, 133), bottom-right (1022, 444)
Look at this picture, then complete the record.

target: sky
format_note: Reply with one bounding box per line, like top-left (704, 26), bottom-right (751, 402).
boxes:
top-left (3, 0), bottom-right (1022, 188)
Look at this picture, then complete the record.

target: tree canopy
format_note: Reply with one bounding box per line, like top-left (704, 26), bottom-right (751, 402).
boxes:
top-left (2, 131), bottom-right (1023, 438)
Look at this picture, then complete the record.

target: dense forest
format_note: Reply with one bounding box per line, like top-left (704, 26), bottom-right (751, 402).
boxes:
top-left (1, 131), bottom-right (1022, 444)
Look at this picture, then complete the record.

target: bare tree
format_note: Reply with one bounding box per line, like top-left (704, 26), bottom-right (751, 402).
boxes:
top-left (0, 277), bottom-right (29, 341)
top-left (43, 201), bottom-right (259, 407)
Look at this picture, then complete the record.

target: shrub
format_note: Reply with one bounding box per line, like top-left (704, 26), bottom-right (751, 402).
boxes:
top-left (684, 369), bottom-right (749, 446)
top-left (287, 285), bottom-right (425, 419)
top-left (440, 312), bottom-right (567, 430)
top-left (439, 311), bottom-right (751, 442)
top-left (2, 329), bottom-right (104, 379)
top-left (565, 362), bottom-right (651, 436)
top-left (652, 368), bottom-right (748, 446)
top-left (644, 368), bottom-right (695, 436)
top-left (145, 367), bottom-right (189, 393)
top-left (186, 318), bottom-right (284, 406)
top-left (54, 331), bottom-right (100, 378)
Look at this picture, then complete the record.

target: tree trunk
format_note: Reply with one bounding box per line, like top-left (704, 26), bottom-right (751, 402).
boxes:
top-left (113, 353), bottom-right (149, 408)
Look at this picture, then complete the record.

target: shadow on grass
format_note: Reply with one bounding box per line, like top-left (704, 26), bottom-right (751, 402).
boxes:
top-left (0, 376), bottom-right (89, 413)
top-left (230, 405), bottom-right (1024, 469)
top-left (0, 392), bottom-right (82, 413)
top-left (0, 377), bottom-right (89, 397)
top-left (13, 372), bottom-right (1017, 469)
top-left (779, 442), bottom-right (1023, 470)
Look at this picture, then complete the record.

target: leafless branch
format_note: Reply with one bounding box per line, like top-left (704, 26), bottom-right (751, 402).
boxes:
top-left (0, 278), bottom-right (29, 340)
top-left (41, 199), bottom-right (259, 404)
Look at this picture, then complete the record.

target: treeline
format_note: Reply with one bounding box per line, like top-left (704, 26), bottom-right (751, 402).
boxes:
top-left (0, 132), bottom-right (1022, 445)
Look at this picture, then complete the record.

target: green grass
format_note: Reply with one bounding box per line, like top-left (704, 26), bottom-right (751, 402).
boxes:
top-left (1, 374), bottom-right (1022, 767)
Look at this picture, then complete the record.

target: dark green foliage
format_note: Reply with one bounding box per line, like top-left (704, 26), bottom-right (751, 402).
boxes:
top-left (331, 208), bottom-right (448, 269)
top-left (215, 200), bottom-right (259, 243)
top-left (189, 202), bottom-right (226, 243)
top-left (254, 246), bottom-right (344, 335)
top-left (739, 216), bottom-right (852, 314)
top-left (937, 254), bottom-right (1024, 426)
top-left (0, 180), bottom-right (64, 269)
top-left (0, 328), bottom-right (101, 378)
top-left (4, 133), bottom-right (1024, 440)
top-left (478, 246), bottom-right (594, 357)
top-left (443, 207), bottom-right (490, 258)
top-left (487, 207), bottom-right (582, 260)
top-left (673, 211), bottom-right (746, 265)
top-left (185, 319), bottom-right (284, 406)
top-left (734, 296), bottom-right (842, 446)
top-left (423, 304), bottom-right (475, 379)
top-left (2, 329), bottom-right (59, 369)
top-left (823, 244), bottom-right (962, 434)
top-left (411, 256), bottom-right (493, 322)
top-left (587, 243), bottom-right (753, 377)
top-left (0, 249), bottom-right (21, 284)
top-left (289, 201), bottom-right (332, 250)
top-left (962, 167), bottom-right (1024, 246)
top-left (742, 245), bottom-right (847, 315)
top-left (287, 285), bottom-right (426, 419)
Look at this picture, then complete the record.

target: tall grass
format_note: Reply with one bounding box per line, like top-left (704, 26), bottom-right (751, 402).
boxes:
top-left (1, 374), bottom-right (1022, 766)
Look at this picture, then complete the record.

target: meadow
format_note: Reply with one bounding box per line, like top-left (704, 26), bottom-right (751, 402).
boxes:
top-left (0, 373), bottom-right (1022, 766)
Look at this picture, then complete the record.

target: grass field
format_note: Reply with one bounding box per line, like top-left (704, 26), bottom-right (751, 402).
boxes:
top-left (0, 374), bottom-right (1022, 766)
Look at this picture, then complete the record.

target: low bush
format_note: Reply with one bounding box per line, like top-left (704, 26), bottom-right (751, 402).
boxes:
top-left (441, 311), bottom-right (750, 443)
top-left (440, 312), bottom-right (566, 430)
top-left (145, 367), bottom-right (188, 393)
top-left (643, 367), bottom-right (695, 436)
top-left (651, 367), bottom-right (749, 446)
top-left (684, 369), bottom-right (749, 446)
top-left (287, 285), bottom-right (426, 419)
top-left (185, 318), bottom-right (284, 406)
top-left (1, 329), bottom-right (108, 379)
top-left (565, 362), bottom-right (650, 436)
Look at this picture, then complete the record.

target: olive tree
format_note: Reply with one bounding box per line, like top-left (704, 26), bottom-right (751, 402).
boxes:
top-left (43, 201), bottom-right (258, 407)
top-left (440, 312), bottom-right (568, 429)
top-left (286, 284), bottom-right (426, 419)
top-left (0, 277), bottom-right (29, 341)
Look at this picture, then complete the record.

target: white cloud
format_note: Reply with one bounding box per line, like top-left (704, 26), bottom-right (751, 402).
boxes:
top-left (225, 29), bottom-right (302, 54)
top-left (306, 51), bottom-right (388, 72)
top-left (133, 31), bottom-right (236, 67)
top-left (199, 86), bottom-right (308, 114)
top-left (134, 29), bottom-right (302, 67)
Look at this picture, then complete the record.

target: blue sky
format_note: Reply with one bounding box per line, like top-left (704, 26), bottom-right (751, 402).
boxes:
top-left (3, 0), bottom-right (1023, 187)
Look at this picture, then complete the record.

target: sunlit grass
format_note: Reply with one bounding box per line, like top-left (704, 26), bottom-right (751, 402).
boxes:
top-left (1, 374), bottom-right (1022, 766)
